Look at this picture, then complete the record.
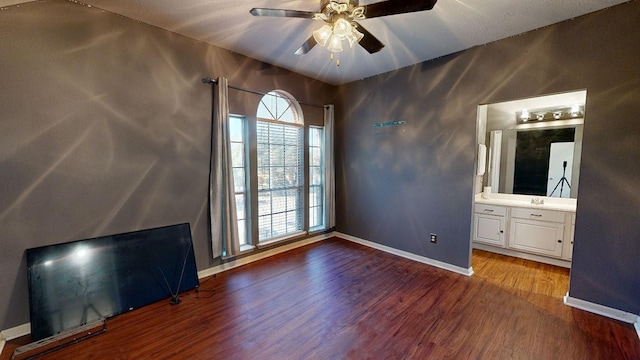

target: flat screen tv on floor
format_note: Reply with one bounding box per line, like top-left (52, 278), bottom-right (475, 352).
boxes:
top-left (26, 223), bottom-right (199, 341)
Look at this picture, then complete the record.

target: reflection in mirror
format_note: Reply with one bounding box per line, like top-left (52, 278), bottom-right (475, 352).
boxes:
top-left (479, 90), bottom-right (586, 199)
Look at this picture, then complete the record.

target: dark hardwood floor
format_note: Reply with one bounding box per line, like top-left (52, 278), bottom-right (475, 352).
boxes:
top-left (2, 238), bottom-right (639, 359)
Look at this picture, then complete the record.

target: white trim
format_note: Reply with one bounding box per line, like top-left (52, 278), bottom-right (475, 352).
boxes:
top-left (198, 232), bottom-right (333, 279)
top-left (333, 232), bottom-right (474, 276)
top-left (0, 322), bottom-right (30, 341)
top-left (563, 293), bottom-right (640, 324)
top-left (0, 322), bottom-right (31, 354)
top-left (256, 230), bottom-right (307, 249)
top-left (635, 318), bottom-right (640, 341)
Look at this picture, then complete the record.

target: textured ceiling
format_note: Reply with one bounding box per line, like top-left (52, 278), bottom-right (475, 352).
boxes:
top-left (2, 0), bottom-right (630, 85)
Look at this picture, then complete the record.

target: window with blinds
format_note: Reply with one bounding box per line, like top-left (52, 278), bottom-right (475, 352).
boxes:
top-left (256, 91), bottom-right (304, 242)
top-left (229, 115), bottom-right (248, 246)
top-left (309, 127), bottom-right (324, 230)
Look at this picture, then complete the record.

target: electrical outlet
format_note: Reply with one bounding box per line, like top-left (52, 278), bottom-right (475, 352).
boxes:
top-left (430, 233), bottom-right (437, 243)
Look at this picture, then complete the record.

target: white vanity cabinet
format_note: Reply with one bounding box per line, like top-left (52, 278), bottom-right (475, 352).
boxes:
top-left (563, 214), bottom-right (576, 261)
top-left (472, 197), bottom-right (576, 267)
top-left (473, 204), bottom-right (507, 247)
top-left (508, 208), bottom-right (566, 258)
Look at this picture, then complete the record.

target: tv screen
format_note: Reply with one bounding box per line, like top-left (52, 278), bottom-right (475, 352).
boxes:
top-left (26, 223), bottom-right (199, 341)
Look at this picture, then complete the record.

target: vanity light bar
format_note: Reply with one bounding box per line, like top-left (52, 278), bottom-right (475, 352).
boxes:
top-left (516, 105), bottom-right (584, 124)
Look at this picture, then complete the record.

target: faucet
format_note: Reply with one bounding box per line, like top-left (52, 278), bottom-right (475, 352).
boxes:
top-left (531, 197), bottom-right (544, 205)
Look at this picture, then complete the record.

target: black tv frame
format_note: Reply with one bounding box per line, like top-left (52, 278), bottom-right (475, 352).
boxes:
top-left (26, 223), bottom-right (199, 341)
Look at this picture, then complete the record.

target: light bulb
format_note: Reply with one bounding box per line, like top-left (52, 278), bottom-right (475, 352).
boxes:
top-left (346, 27), bottom-right (364, 48)
top-left (346, 32), bottom-right (357, 48)
top-left (353, 27), bottom-right (364, 42)
top-left (313, 25), bottom-right (332, 47)
top-left (327, 35), bottom-right (343, 52)
top-left (571, 104), bottom-right (581, 117)
top-left (521, 109), bottom-right (529, 121)
top-left (333, 18), bottom-right (351, 40)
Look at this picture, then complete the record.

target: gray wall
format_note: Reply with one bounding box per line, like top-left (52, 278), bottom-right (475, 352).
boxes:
top-left (336, 1), bottom-right (639, 315)
top-left (1, 0), bottom-right (638, 335)
top-left (0, 0), bottom-right (335, 330)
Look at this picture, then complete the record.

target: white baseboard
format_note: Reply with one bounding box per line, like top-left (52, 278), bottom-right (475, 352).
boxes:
top-left (0, 322), bottom-right (30, 341)
top-left (0, 322), bottom-right (31, 354)
top-left (197, 232), bottom-right (334, 279)
top-left (563, 293), bottom-right (639, 324)
top-left (333, 232), bottom-right (474, 276)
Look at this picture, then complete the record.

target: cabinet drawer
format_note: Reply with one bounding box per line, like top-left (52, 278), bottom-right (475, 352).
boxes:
top-left (511, 207), bottom-right (565, 223)
top-left (475, 204), bottom-right (506, 216)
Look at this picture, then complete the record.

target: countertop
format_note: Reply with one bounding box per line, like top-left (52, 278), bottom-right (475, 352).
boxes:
top-left (475, 194), bottom-right (576, 212)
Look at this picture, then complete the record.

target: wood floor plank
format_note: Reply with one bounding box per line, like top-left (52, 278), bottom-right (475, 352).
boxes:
top-left (2, 238), bottom-right (639, 359)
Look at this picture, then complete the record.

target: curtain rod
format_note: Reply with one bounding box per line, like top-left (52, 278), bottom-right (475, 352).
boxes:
top-left (201, 77), bottom-right (326, 109)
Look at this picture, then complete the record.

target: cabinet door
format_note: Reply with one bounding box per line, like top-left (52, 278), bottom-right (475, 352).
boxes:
top-left (509, 218), bottom-right (564, 257)
top-left (563, 214), bottom-right (576, 261)
top-left (473, 214), bottom-right (505, 247)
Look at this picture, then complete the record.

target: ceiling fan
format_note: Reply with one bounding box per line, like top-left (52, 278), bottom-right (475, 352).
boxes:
top-left (250, 0), bottom-right (438, 57)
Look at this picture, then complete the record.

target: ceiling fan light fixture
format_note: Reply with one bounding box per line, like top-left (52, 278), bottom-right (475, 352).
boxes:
top-left (251, 0), bottom-right (439, 59)
top-left (314, 18), bottom-right (362, 52)
top-left (327, 1), bottom-right (349, 14)
top-left (327, 35), bottom-right (344, 52)
top-left (313, 24), bottom-right (332, 46)
top-left (310, 0), bottom-right (368, 56)
top-left (352, 26), bottom-right (364, 44)
top-left (333, 18), bottom-right (352, 39)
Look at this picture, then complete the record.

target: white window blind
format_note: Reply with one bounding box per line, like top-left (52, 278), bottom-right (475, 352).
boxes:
top-left (229, 115), bottom-right (248, 246)
top-left (309, 127), bottom-right (325, 230)
top-left (257, 120), bottom-right (304, 241)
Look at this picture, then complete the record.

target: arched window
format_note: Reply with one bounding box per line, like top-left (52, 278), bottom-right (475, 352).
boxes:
top-left (228, 90), bottom-right (327, 250)
top-left (256, 91), bottom-right (305, 241)
top-left (256, 91), bottom-right (303, 125)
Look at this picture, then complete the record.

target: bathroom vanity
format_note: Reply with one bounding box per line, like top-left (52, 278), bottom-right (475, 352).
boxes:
top-left (473, 193), bottom-right (575, 268)
top-left (473, 90), bottom-right (586, 268)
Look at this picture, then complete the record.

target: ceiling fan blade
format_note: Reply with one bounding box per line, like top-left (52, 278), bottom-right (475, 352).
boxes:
top-left (250, 8), bottom-right (316, 18)
top-left (294, 36), bottom-right (317, 55)
top-left (363, 0), bottom-right (437, 18)
top-left (354, 23), bottom-right (385, 54)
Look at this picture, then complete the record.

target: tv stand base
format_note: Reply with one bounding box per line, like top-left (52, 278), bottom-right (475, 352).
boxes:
top-left (11, 318), bottom-right (106, 360)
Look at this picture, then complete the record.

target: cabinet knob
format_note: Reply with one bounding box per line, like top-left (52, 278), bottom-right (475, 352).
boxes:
top-left (557, 240), bottom-right (562, 243)
top-left (500, 230), bottom-right (504, 233)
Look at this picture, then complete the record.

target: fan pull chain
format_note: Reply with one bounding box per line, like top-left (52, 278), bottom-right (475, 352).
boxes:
top-left (329, 53), bottom-right (340, 66)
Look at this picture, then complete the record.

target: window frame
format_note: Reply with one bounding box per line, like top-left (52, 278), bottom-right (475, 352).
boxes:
top-left (228, 114), bottom-right (253, 252)
top-left (255, 117), bottom-right (305, 244)
top-left (308, 126), bottom-right (325, 231)
top-left (230, 90), bottom-right (327, 252)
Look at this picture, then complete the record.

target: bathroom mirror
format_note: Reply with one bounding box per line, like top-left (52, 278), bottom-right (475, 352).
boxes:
top-left (479, 90), bottom-right (586, 198)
